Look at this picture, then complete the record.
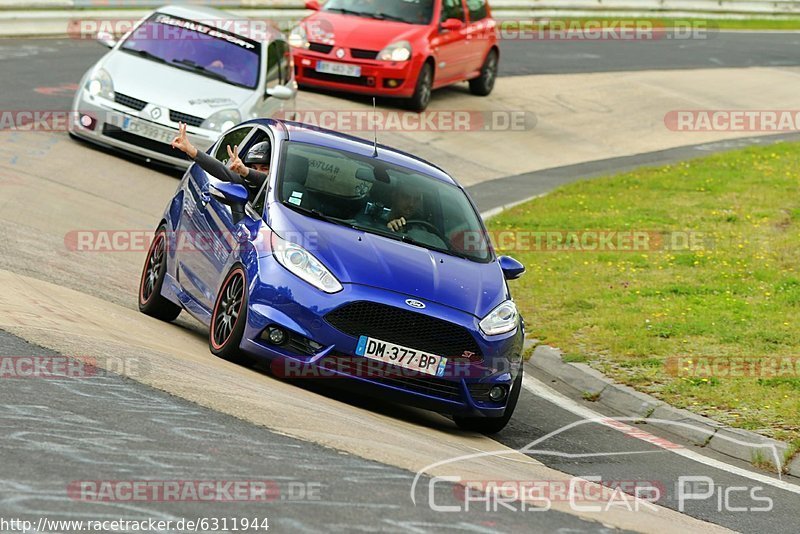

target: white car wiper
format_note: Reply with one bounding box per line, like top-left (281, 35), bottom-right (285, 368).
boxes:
top-left (171, 58), bottom-right (233, 84)
top-left (124, 48), bottom-right (168, 64)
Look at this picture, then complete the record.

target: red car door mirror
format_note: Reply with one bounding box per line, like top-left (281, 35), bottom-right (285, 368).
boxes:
top-left (305, 0), bottom-right (320, 10)
top-left (441, 18), bottom-right (464, 32)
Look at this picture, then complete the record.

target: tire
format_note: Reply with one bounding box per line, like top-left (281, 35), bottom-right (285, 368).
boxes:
top-left (407, 62), bottom-right (433, 112)
top-left (469, 49), bottom-right (498, 97)
top-left (138, 225), bottom-right (182, 321)
top-left (454, 367), bottom-right (522, 434)
top-left (209, 265), bottom-right (253, 365)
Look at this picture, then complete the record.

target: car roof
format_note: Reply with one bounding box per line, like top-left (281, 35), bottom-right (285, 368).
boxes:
top-left (246, 119), bottom-right (458, 186)
top-left (154, 4), bottom-right (283, 43)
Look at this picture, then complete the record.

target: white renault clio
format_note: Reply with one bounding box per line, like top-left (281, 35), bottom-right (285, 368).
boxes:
top-left (70, 4), bottom-right (296, 169)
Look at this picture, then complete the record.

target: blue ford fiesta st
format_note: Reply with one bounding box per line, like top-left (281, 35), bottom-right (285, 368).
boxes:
top-left (138, 119), bottom-right (526, 433)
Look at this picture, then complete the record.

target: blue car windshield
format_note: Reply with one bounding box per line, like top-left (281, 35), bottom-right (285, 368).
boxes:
top-left (278, 142), bottom-right (492, 263)
top-left (120, 13), bottom-right (261, 89)
top-left (323, 0), bottom-right (434, 25)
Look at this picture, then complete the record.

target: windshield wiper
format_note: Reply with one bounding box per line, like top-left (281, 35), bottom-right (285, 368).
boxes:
top-left (124, 48), bottom-right (168, 64)
top-left (171, 58), bottom-right (232, 84)
top-left (370, 12), bottom-right (410, 23)
top-left (282, 202), bottom-right (359, 230)
top-left (325, 7), bottom-right (364, 16)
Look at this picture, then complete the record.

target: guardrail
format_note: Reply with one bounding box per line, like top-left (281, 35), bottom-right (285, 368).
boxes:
top-left (2, 0), bottom-right (799, 38)
top-left (3, 0), bottom-right (800, 16)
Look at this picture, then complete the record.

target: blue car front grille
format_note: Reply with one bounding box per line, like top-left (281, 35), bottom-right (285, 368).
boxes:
top-left (324, 301), bottom-right (482, 360)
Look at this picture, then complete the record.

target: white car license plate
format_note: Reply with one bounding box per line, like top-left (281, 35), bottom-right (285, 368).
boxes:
top-left (355, 336), bottom-right (447, 377)
top-left (121, 116), bottom-right (175, 144)
top-left (316, 60), bottom-right (361, 78)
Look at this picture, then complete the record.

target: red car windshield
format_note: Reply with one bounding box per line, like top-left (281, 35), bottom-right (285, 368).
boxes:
top-left (121, 13), bottom-right (261, 89)
top-left (323, 0), bottom-right (434, 25)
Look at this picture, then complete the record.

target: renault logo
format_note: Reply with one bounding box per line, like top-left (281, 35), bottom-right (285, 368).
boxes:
top-left (150, 107), bottom-right (162, 119)
top-left (335, 48), bottom-right (346, 59)
top-left (405, 299), bottom-right (425, 309)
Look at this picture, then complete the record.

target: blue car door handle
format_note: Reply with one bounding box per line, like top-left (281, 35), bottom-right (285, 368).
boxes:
top-left (199, 189), bottom-right (211, 208)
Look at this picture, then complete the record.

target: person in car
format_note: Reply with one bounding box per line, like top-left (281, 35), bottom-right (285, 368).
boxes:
top-left (170, 122), bottom-right (270, 192)
top-left (386, 183), bottom-right (424, 232)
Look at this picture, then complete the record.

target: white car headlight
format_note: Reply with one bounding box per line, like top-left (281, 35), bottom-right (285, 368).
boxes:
top-left (377, 40), bottom-right (412, 62)
top-left (288, 25), bottom-right (309, 49)
top-left (201, 109), bottom-right (241, 132)
top-left (86, 68), bottom-right (114, 100)
top-left (271, 233), bottom-right (342, 293)
top-left (479, 300), bottom-right (519, 336)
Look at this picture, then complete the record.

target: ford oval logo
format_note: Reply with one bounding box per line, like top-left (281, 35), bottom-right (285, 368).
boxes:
top-left (405, 299), bottom-right (425, 309)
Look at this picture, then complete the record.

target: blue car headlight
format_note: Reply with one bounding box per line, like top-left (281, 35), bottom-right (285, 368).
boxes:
top-left (479, 300), bottom-right (518, 336)
top-left (271, 233), bottom-right (343, 293)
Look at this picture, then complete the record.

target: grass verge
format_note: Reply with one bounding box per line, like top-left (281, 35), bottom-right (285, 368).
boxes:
top-left (487, 142), bottom-right (800, 448)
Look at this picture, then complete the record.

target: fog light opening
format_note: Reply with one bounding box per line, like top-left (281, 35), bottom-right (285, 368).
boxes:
top-left (489, 385), bottom-right (507, 402)
top-left (79, 114), bottom-right (96, 130)
top-left (267, 326), bottom-right (287, 345)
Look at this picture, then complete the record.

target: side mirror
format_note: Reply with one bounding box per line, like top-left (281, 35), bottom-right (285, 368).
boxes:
top-left (498, 255), bottom-right (525, 280)
top-left (305, 0), bottom-right (320, 10)
top-left (210, 182), bottom-right (249, 207)
top-left (266, 84), bottom-right (294, 100)
top-left (441, 18), bottom-right (464, 32)
top-left (96, 30), bottom-right (117, 48)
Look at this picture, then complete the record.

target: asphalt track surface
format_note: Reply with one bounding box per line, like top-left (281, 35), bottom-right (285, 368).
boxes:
top-left (1, 33), bottom-right (800, 533)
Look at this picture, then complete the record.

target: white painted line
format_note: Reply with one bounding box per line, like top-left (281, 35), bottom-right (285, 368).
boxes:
top-left (522, 374), bottom-right (800, 495)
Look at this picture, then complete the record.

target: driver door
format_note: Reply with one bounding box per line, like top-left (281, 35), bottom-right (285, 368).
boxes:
top-left (433, 0), bottom-right (470, 84)
top-left (178, 126), bottom-right (255, 311)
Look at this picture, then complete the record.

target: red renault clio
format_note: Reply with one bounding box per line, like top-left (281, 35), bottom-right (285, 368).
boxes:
top-left (289, 0), bottom-right (498, 111)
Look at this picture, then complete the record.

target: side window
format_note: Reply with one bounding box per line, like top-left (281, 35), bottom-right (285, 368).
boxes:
top-left (247, 129), bottom-right (275, 214)
top-left (277, 40), bottom-right (292, 85)
top-left (213, 127), bottom-right (252, 163)
top-left (266, 41), bottom-right (280, 90)
top-left (466, 0), bottom-right (487, 21)
top-left (441, 0), bottom-right (465, 22)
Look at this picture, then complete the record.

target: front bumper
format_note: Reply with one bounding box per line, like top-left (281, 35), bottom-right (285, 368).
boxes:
top-left (69, 90), bottom-right (218, 169)
top-left (240, 257), bottom-right (524, 418)
top-left (293, 49), bottom-right (421, 98)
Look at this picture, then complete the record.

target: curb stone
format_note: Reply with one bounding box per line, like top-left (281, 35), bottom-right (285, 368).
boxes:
top-left (526, 342), bottom-right (800, 477)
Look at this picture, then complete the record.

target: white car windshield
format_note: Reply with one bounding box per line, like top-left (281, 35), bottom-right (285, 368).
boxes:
top-left (121, 13), bottom-right (261, 89)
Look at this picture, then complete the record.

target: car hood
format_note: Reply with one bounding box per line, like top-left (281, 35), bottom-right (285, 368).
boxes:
top-left (101, 51), bottom-right (252, 117)
top-left (304, 12), bottom-right (429, 51)
top-left (267, 203), bottom-right (507, 318)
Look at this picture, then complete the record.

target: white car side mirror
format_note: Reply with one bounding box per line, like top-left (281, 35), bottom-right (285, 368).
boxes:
top-left (266, 85), bottom-right (294, 100)
top-left (97, 30), bottom-right (117, 48)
